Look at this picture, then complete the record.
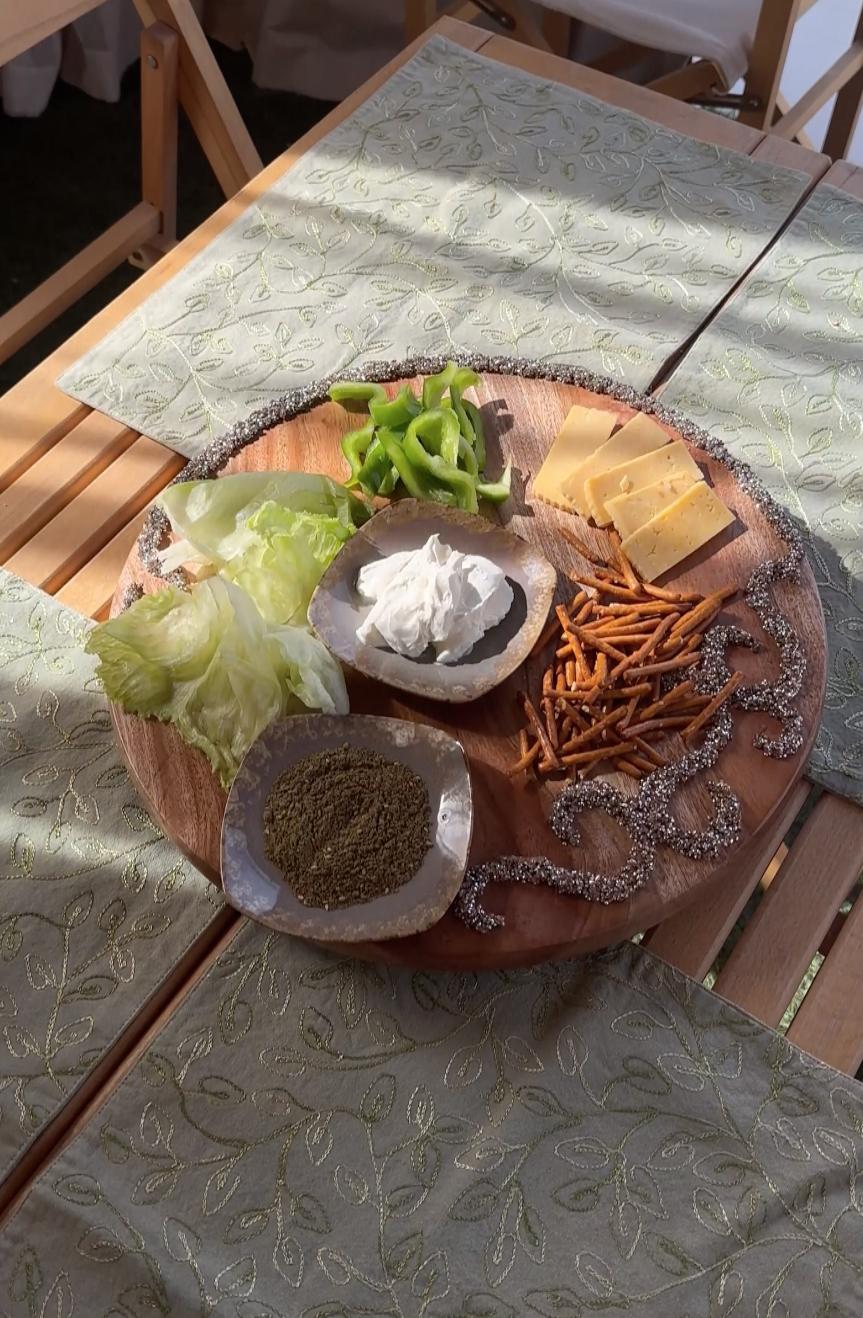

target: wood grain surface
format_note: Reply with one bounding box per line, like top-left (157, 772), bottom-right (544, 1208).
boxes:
top-left (110, 373), bottom-right (827, 969)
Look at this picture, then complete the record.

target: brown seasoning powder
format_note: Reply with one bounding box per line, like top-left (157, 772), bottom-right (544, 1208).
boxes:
top-left (262, 743), bottom-right (431, 909)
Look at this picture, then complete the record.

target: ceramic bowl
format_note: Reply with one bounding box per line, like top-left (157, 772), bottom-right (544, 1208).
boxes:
top-left (308, 500), bottom-right (557, 703)
top-left (221, 713), bottom-right (473, 941)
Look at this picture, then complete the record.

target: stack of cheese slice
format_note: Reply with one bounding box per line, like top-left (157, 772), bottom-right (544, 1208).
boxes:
top-left (533, 405), bottom-right (734, 581)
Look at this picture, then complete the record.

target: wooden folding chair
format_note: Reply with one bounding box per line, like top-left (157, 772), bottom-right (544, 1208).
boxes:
top-left (404, 0), bottom-right (863, 160)
top-left (0, 0), bottom-right (264, 367)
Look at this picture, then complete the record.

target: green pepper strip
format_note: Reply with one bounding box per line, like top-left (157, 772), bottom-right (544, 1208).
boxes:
top-left (375, 428), bottom-right (454, 505)
top-left (409, 407), bottom-right (461, 467)
top-left (449, 383), bottom-right (475, 449)
top-left (369, 386), bottom-right (422, 429)
top-left (356, 438), bottom-right (397, 499)
top-left (403, 424), bottom-right (479, 513)
top-left (421, 361), bottom-right (458, 411)
top-left (329, 382), bottom-right (388, 412)
top-left (452, 366), bottom-right (481, 394)
top-left (476, 464), bottom-right (512, 506)
top-left (462, 398), bottom-right (486, 472)
top-left (378, 463), bottom-right (398, 497)
top-left (458, 435), bottom-right (478, 479)
top-left (341, 418), bottom-right (375, 484)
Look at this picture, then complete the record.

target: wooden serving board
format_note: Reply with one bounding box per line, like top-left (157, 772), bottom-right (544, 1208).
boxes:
top-left (110, 374), bottom-right (826, 969)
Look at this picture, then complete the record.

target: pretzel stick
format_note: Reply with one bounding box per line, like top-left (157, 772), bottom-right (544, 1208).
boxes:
top-left (609, 682), bottom-right (653, 700)
top-left (627, 715), bottom-right (693, 735)
top-left (655, 634), bottom-right (690, 658)
top-left (570, 572), bottom-right (640, 600)
top-left (566, 625), bottom-right (626, 662)
top-left (683, 672), bottom-right (742, 740)
top-left (629, 654), bottom-right (701, 678)
top-left (614, 543), bottom-right (641, 594)
top-left (551, 741), bottom-right (637, 771)
top-left (606, 612), bottom-right (680, 683)
top-left (541, 678), bottom-right (558, 746)
top-left (599, 632), bottom-right (668, 648)
top-left (557, 607), bottom-right (591, 676)
top-left (638, 680), bottom-right (695, 722)
top-left (594, 566), bottom-right (629, 586)
top-left (545, 702), bottom-right (559, 749)
top-left (584, 620), bottom-right (658, 640)
top-left (507, 740), bottom-right (541, 776)
top-left (594, 601), bottom-right (680, 618)
top-left (559, 525), bottom-right (607, 565)
top-left (559, 705), bottom-right (628, 752)
top-left (641, 581), bottom-right (703, 603)
top-left (632, 736), bottom-right (667, 767)
top-left (621, 695), bottom-right (640, 729)
top-left (521, 693), bottom-right (560, 769)
top-left (672, 586), bottom-right (735, 638)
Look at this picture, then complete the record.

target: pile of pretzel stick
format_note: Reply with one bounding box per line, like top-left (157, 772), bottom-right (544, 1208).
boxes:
top-left (512, 529), bottom-right (743, 779)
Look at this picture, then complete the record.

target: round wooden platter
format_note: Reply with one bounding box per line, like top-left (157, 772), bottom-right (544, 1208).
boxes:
top-left (110, 373), bottom-right (827, 970)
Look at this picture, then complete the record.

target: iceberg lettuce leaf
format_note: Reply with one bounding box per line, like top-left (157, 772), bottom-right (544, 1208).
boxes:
top-left (158, 472), bottom-right (371, 624)
top-left (86, 577), bottom-right (348, 789)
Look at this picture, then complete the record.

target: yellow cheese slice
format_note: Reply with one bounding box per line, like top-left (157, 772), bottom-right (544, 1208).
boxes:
top-left (532, 406), bottom-right (616, 511)
top-left (585, 440), bottom-right (703, 527)
top-left (607, 472), bottom-right (702, 540)
top-left (621, 481), bottom-right (735, 582)
top-left (562, 412), bottom-right (669, 518)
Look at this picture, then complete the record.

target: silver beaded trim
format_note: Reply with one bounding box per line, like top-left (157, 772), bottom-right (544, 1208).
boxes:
top-left (120, 582), bottom-right (145, 612)
top-left (131, 354), bottom-right (807, 926)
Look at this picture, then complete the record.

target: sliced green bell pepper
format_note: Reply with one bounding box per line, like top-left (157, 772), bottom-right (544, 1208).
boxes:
top-left (408, 408), bottom-right (461, 468)
top-left (375, 428), bottom-right (452, 505)
top-left (369, 385), bottom-right (422, 430)
top-left (403, 427), bottom-right (479, 514)
top-left (476, 464), bottom-right (512, 506)
top-left (329, 381), bottom-right (388, 412)
top-left (356, 438), bottom-right (397, 499)
top-left (421, 361), bottom-right (458, 411)
top-left (452, 366), bottom-right (481, 395)
top-left (458, 434), bottom-right (478, 479)
top-left (341, 417), bottom-right (375, 484)
top-left (449, 383), bottom-right (473, 440)
top-left (462, 399), bottom-right (486, 473)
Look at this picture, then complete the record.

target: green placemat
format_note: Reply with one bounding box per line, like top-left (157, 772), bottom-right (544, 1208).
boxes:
top-left (2, 925), bottom-right (861, 1314)
top-left (663, 184), bottom-right (863, 806)
top-left (56, 36), bottom-right (811, 458)
top-left (0, 570), bottom-right (222, 1186)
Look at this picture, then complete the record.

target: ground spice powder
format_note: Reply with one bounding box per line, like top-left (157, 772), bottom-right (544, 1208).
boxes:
top-left (262, 743), bottom-right (431, 909)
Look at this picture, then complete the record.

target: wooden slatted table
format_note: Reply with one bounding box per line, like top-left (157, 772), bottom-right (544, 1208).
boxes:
top-left (1, 23), bottom-right (861, 1222)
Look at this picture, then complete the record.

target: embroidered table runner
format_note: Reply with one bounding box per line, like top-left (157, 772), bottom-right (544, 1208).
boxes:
top-left (1, 926), bottom-right (861, 1315)
top-left (57, 36), bottom-right (810, 458)
top-left (0, 569), bottom-right (223, 1188)
top-left (663, 185), bottom-right (863, 806)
